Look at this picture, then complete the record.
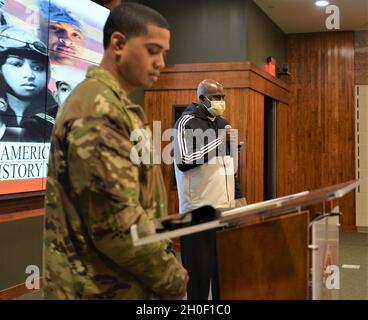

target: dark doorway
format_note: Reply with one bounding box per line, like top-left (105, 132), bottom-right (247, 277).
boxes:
top-left (264, 96), bottom-right (277, 200)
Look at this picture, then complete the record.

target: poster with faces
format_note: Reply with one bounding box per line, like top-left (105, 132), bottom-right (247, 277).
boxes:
top-left (0, 0), bottom-right (108, 195)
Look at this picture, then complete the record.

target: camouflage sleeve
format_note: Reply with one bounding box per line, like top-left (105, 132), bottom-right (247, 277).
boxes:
top-left (67, 116), bottom-right (185, 298)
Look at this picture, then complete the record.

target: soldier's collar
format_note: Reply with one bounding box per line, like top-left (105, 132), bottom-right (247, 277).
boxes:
top-left (86, 66), bottom-right (148, 125)
top-left (86, 66), bottom-right (126, 98)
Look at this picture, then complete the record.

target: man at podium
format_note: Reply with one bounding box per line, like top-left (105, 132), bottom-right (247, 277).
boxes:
top-left (173, 79), bottom-right (237, 300)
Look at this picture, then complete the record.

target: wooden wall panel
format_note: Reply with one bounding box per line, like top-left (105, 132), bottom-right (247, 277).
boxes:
top-left (144, 90), bottom-right (194, 215)
top-left (0, 196), bottom-right (44, 214)
top-left (223, 89), bottom-right (264, 204)
top-left (278, 32), bottom-right (356, 229)
top-left (148, 62), bottom-right (289, 104)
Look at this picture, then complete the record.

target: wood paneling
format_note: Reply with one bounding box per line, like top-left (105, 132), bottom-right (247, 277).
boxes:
top-left (0, 196), bottom-right (44, 220)
top-left (144, 90), bottom-right (193, 215)
top-left (278, 32), bottom-right (356, 229)
top-left (216, 211), bottom-right (309, 300)
top-left (148, 62), bottom-right (289, 104)
top-left (224, 89), bottom-right (264, 204)
top-left (161, 62), bottom-right (287, 88)
top-left (0, 209), bottom-right (43, 223)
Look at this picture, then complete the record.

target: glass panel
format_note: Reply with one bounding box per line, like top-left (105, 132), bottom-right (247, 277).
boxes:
top-left (311, 215), bottom-right (340, 300)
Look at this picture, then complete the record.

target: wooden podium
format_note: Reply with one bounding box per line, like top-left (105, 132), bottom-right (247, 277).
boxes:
top-left (216, 211), bottom-right (309, 300)
top-left (131, 180), bottom-right (358, 300)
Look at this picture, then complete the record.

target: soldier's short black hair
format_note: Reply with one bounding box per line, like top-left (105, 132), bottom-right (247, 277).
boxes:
top-left (103, 2), bottom-right (170, 50)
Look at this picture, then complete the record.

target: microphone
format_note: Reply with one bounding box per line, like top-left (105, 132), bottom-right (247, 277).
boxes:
top-left (224, 125), bottom-right (234, 156)
top-left (224, 125), bottom-right (232, 144)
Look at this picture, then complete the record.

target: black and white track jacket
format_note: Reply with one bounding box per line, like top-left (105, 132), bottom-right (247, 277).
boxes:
top-left (173, 104), bottom-right (235, 213)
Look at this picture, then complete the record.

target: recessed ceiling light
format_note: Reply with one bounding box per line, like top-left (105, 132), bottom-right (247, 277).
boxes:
top-left (315, 1), bottom-right (329, 7)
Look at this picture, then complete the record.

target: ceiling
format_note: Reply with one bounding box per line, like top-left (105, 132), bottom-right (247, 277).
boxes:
top-left (92, 0), bottom-right (367, 33)
top-left (254, 0), bottom-right (368, 33)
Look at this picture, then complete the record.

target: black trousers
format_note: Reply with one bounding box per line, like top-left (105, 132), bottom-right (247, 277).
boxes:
top-left (180, 229), bottom-right (220, 300)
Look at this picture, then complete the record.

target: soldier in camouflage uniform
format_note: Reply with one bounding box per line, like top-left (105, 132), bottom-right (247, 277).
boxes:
top-left (43, 3), bottom-right (188, 299)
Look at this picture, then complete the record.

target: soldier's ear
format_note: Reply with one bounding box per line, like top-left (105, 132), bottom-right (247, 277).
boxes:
top-left (111, 32), bottom-right (126, 52)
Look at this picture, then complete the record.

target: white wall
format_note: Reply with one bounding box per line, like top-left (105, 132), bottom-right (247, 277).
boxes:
top-left (356, 85), bottom-right (368, 229)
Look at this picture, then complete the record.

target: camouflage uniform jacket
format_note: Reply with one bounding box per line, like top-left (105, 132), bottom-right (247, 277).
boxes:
top-left (43, 66), bottom-right (184, 299)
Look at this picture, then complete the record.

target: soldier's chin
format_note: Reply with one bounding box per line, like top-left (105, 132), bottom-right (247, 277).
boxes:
top-left (142, 79), bottom-right (155, 89)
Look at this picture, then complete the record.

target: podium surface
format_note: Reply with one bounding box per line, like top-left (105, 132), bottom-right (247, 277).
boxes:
top-left (130, 180), bottom-right (359, 299)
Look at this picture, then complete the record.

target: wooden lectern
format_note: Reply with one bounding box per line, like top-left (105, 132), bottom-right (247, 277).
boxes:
top-left (216, 211), bottom-right (309, 299)
top-left (131, 180), bottom-right (359, 300)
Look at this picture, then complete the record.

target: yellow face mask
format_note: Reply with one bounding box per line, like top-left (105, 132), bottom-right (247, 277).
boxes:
top-left (207, 98), bottom-right (226, 117)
